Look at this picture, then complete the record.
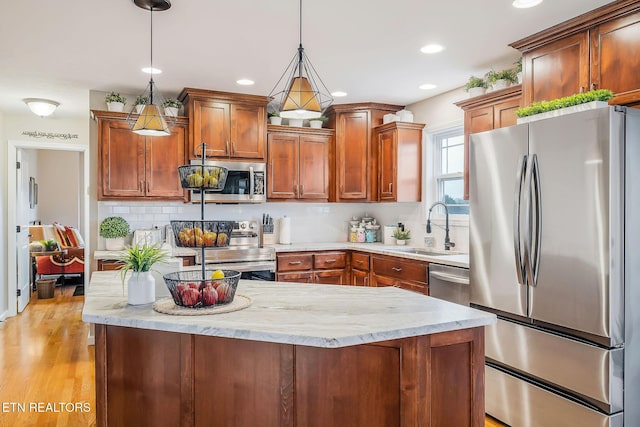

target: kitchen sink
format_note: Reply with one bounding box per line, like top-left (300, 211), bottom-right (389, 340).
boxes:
top-left (386, 247), bottom-right (462, 257)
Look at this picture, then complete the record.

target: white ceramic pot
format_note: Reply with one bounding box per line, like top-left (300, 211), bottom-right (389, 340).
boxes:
top-left (396, 239), bottom-right (407, 246)
top-left (517, 72), bottom-right (523, 84)
top-left (105, 237), bottom-right (125, 251)
top-left (164, 106), bottom-right (179, 117)
top-left (269, 116), bottom-right (283, 125)
top-left (493, 79), bottom-right (509, 90)
top-left (107, 102), bottom-right (125, 112)
top-left (309, 120), bottom-right (323, 128)
top-left (128, 271), bottom-right (156, 305)
top-left (288, 118), bottom-right (303, 127)
top-left (468, 87), bottom-right (486, 98)
top-left (135, 104), bottom-right (145, 114)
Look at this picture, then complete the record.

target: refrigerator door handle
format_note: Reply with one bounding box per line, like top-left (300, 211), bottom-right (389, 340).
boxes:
top-left (513, 155), bottom-right (527, 286)
top-left (523, 154), bottom-right (534, 287)
top-left (531, 154), bottom-right (542, 286)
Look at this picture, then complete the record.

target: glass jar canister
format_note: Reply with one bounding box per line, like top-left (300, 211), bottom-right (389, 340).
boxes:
top-left (349, 227), bottom-right (358, 243)
top-left (356, 227), bottom-right (366, 243)
top-left (365, 227), bottom-right (376, 243)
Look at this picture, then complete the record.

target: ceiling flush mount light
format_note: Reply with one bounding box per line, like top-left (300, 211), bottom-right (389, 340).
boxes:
top-left (127, 0), bottom-right (173, 137)
top-left (236, 79), bottom-right (255, 86)
top-left (419, 83), bottom-right (437, 90)
top-left (268, 0), bottom-right (333, 119)
top-left (331, 91), bottom-right (347, 97)
top-left (512, 0), bottom-right (543, 8)
top-left (420, 44), bottom-right (445, 54)
top-left (23, 98), bottom-right (59, 117)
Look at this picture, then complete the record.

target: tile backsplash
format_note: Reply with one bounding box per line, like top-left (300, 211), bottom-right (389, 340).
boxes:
top-left (97, 201), bottom-right (469, 252)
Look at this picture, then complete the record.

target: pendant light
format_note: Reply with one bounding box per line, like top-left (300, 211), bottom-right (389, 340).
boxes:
top-left (127, 0), bottom-right (174, 137)
top-left (268, 0), bottom-right (333, 119)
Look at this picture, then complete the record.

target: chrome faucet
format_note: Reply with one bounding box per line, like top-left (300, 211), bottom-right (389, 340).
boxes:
top-left (426, 202), bottom-right (455, 251)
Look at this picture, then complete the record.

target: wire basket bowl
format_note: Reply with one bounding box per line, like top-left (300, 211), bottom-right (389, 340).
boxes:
top-left (163, 270), bottom-right (241, 308)
top-left (170, 221), bottom-right (234, 248)
top-left (178, 165), bottom-right (227, 191)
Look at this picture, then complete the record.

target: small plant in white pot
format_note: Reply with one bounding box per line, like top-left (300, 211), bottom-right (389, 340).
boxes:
top-left (134, 95), bottom-right (149, 114)
top-left (118, 243), bottom-right (167, 305)
top-left (105, 92), bottom-right (127, 112)
top-left (100, 216), bottom-right (130, 251)
top-left (393, 228), bottom-right (411, 246)
top-left (162, 98), bottom-right (182, 117)
top-left (268, 111), bottom-right (282, 125)
top-left (464, 76), bottom-right (487, 98)
top-left (486, 69), bottom-right (518, 91)
top-left (309, 115), bottom-right (328, 128)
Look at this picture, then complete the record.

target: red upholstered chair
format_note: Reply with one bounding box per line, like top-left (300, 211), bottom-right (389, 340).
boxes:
top-left (30, 224), bottom-right (85, 284)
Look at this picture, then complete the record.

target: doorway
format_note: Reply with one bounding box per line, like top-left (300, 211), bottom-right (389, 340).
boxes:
top-left (6, 140), bottom-right (90, 318)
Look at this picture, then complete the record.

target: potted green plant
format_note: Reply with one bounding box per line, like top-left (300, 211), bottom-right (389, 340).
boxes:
top-left (118, 243), bottom-right (167, 305)
top-left (40, 239), bottom-right (59, 252)
top-left (162, 98), bottom-right (182, 117)
top-left (134, 95), bottom-right (149, 114)
top-left (464, 76), bottom-right (487, 98)
top-left (268, 111), bottom-right (282, 125)
top-left (105, 91), bottom-right (127, 112)
top-left (309, 115), bottom-right (328, 129)
top-left (392, 228), bottom-right (411, 246)
top-left (99, 216), bottom-right (130, 251)
top-left (486, 68), bottom-right (518, 91)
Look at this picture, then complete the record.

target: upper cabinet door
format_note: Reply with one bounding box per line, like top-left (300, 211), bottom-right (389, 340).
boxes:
top-left (192, 100), bottom-right (230, 158)
top-left (230, 104), bottom-right (266, 160)
top-left (523, 32), bottom-right (590, 105)
top-left (591, 13), bottom-right (640, 105)
top-left (146, 124), bottom-right (186, 198)
top-left (267, 132), bottom-right (299, 199)
top-left (336, 111), bottom-right (369, 200)
top-left (378, 129), bottom-right (396, 201)
top-left (100, 120), bottom-right (145, 198)
top-left (299, 134), bottom-right (330, 200)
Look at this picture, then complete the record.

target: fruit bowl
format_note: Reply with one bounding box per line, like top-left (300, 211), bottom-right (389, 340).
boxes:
top-left (171, 220), bottom-right (233, 248)
top-left (163, 270), bottom-right (241, 308)
top-left (178, 165), bottom-right (227, 191)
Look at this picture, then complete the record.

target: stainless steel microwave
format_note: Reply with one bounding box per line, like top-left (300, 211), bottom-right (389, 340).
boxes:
top-left (190, 160), bottom-right (266, 203)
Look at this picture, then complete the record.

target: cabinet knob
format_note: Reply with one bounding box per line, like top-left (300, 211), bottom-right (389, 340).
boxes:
top-left (590, 83), bottom-right (597, 91)
top-left (579, 86), bottom-right (585, 94)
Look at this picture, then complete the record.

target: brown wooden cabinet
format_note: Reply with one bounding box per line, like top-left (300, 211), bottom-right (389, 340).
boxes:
top-left (267, 126), bottom-right (333, 201)
top-left (276, 251), bottom-right (348, 284)
top-left (370, 254), bottom-right (429, 295)
top-left (351, 252), bottom-right (371, 287)
top-left (179, 88), bottom-right (267, 160)
top-left (511, 1), bottom-right (640, 106)
top-left (455, 85), bottom-right (522, 200)
top-left (94, 111), bottom-right (187, 200)
top-left (374, 121), bottom-right (425, 202)
top-left (97, 260), bottom-right (124, 271)
top-left (325, 103), bottom-right (404, 202)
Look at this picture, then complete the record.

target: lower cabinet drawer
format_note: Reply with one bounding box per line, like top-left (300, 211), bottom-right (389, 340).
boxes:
top-left (351, 252), bottom-right (370, 271)
top-left (97, 260), bottom-right (124, 271)
top-left (277, 253), bottom-right (313, 272)
top-left (314, 269), bottom-right (347, 285)
top-left (314, 252), bottom-right (347, 269)
top-left (276, 272), bottom-right (314, 283)
top-left (372, 256), bottom-right (428, 283)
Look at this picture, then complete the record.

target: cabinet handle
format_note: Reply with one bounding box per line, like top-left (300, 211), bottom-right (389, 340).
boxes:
top-left (288, 261), bottom-right (302, 265)
top-left (146, 181), bottom-right (149, 193)
top-left (591, 83), bottom-right (597, 91)
top-left (388, 183), bottom-right (392, 193)
top-left (324, 259), bottom-right (336, 263)
top-left (139, 181), bottom-right (143, 192)
top-left (356, 260), bottom-right (363, 264)
top-left (364, 276), bottom-right (369, 286)
top-left (293, 184), bottom-right (298, 196)
top-left (300, 184), bottom-right (304, 196)
top-left (392, 267), bottom-right (403, 272)
top-left (231, 141), bottom-right (236, 155)
top-left (579, 86), bottom-right (585, 93)
top-left (226, 140), bottom-right (230, 155)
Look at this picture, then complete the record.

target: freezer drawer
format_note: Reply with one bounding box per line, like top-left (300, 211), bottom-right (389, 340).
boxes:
top-left (486, 318), bottom-right (623, 413)
top-left (486, 365), bottom-right (623, 427)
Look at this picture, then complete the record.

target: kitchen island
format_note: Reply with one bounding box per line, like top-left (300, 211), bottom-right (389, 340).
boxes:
top-left (83, 271), bottom-right (494, 427)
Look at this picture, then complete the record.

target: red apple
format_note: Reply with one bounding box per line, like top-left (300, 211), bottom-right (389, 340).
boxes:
top-left (203, 287), bottom-right (218, 306)
top-left (216, 283), bottom-right (231, 302)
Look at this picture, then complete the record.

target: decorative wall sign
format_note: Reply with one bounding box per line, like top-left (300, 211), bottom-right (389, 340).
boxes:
top-left (22, 131), bottom-right (79, 140)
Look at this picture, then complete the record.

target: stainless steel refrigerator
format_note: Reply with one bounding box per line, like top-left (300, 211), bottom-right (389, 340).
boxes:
top-left (469, 105), bottom-right (640, 427)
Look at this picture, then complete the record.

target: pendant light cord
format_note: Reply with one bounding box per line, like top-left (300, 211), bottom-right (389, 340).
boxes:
top-left (299, 0), bottom-right (302, 46)
top-left (149, 6), bottom-right (154, 103)
top-left (297, 0), bottom-right (303, 77)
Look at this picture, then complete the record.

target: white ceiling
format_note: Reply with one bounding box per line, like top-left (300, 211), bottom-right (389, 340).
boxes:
top-left (0, 0), bottom-right (613, 120)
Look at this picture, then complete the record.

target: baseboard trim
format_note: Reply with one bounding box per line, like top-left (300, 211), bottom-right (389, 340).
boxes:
top-left (0, 310), bottom-right (9, 322)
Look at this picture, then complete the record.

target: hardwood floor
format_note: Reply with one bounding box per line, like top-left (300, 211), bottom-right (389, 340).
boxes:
top-left (0, 285), bottom-right (506, 427)
top-left (0, 286), bottom-right (96, 427)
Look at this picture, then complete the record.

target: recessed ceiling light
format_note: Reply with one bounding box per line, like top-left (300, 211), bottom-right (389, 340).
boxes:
top-left (331, 91), bottom-right (347, 97)
top-left (419, 83), bottom-right (437, 90)
top-left (236, 79), bottom-right (255, 86)
top-left (420, 44), bottom-right (445, 54)
top-left (512, 0), bottom-right (543, 8)
top-left (142, 67), bottom-right (162, 74)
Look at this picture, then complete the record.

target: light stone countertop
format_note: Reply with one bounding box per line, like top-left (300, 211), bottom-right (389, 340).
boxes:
top-left (82, 271), bottom-right (493, 348)
top-left (96, 243), bottom-right (469, 268)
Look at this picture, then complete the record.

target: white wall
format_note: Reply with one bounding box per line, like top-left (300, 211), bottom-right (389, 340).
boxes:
top-left (36, 150), bottom-right (80, 227)
top-left (0, 112), bottom-right (6, 320)
top-left (18, 149), bottom-right (40, 226)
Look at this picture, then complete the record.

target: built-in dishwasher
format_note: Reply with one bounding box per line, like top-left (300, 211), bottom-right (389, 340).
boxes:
top-left (428, 263), bottom-right (470, 306)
